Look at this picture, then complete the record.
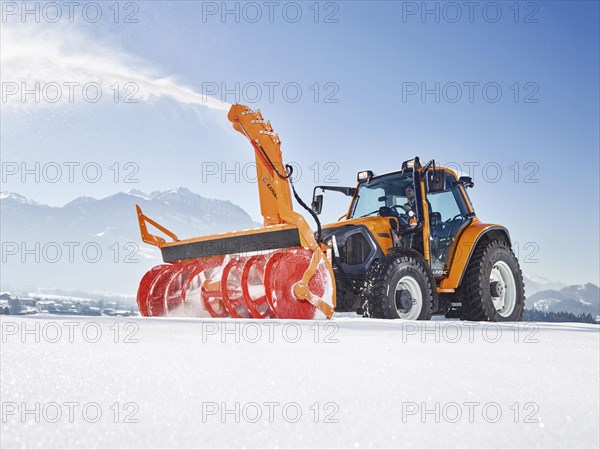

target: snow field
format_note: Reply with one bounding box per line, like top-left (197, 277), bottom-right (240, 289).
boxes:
top-left (1, 316), bottom-right (598, 449)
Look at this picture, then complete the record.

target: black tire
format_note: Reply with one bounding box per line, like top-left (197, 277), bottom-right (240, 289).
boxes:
top-left (459, 239), bottom-right (525, 321)
top-left (364, 255), bottom-right (434, 320)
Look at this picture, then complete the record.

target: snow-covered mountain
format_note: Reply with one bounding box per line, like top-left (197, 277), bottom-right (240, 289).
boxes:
top-left (0, 189), bottom-right (259, 294)
top-left (0, 191), bottom-right (40, 205)
top-left (523, 273), bottom-right (568, 295)
top-left (2, 188), bottom-right (257, 239)
top-left (526, 283), bottom-right (600, 317)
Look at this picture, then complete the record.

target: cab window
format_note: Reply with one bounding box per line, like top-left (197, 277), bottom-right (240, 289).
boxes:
top-left (426, 172), bottom-right (470, 274)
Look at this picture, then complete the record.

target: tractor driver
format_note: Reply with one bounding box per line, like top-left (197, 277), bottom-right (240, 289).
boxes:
top-left (402, 185), bottom-right (417, 213)
top-left (399, 184), bottom-right (432, 254)
top-left (401, 185), bottom-right (433, 218)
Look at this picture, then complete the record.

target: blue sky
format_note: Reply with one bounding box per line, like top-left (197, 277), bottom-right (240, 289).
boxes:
top-left (1, 1), bottom-right (599, 284)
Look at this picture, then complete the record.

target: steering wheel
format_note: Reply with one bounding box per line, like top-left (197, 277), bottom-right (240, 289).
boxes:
top-left (445, 213), bottom-right (463, 224)
top-left (390, 204), bottom-right (411, 213)
top-left (389, 205), bottom-right (412, 226)
top-left (359, 206), bottom-right (411, 226)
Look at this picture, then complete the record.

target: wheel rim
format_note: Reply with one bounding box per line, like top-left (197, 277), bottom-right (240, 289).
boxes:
top-left (394, 275), bottom-right (422, 320)
top-left (489, 260), bottom-right (517, 318)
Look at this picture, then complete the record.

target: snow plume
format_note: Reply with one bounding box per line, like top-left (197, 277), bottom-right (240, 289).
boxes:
top-left (0, 25), bottom-right (230, 111)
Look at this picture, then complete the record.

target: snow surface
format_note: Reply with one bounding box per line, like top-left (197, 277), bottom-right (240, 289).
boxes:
top-left (1, 316), bottom-right (598, 449)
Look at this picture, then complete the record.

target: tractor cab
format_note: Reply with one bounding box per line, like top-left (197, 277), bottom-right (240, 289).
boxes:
top-left (313, 158), bottom-right (475, 279)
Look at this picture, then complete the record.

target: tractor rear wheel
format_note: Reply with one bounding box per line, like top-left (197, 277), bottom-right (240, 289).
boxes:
top-left (459, 239), bottom-right (525, 321)
top-left (364, 255), bottom-right (434, 320)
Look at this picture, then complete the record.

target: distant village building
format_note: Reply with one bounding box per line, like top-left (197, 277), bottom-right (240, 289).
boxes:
top-left (6, 295), bottom-right (37, 315)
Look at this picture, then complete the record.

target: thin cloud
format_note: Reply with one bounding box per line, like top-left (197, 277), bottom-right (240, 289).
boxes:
top-left (1, 25), bottom-right (230, 111)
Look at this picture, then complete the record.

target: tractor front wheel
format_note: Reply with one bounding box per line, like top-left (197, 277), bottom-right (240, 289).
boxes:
top-left (364, 255), bottom-right (434, 320)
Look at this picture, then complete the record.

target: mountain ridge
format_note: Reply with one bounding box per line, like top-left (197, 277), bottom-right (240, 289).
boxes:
top-left (526, 283), bottom-right (599, 317)
top-left (1, 188), bottom-right (260, 294)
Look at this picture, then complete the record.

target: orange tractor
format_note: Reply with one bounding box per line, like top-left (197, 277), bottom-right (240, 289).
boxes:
top-left (135, 104), bottom-right (525, 321)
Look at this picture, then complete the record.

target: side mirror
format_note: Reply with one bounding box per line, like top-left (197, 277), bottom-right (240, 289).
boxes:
top-left (426, 170), bottom-right (446, 193)
top-left (311, 194), bottom-right (323, 215)
top-left (458, 176), bottom-right (474, 188)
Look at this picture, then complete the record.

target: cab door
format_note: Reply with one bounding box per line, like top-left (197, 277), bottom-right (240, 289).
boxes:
top-left (424, 172), bottom-right (471, 277)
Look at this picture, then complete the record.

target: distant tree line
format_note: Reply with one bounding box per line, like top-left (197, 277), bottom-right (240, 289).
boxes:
top-left (523, 309), bottom-right (598, 324)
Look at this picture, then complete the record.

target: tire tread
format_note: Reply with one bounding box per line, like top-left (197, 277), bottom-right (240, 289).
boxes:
top-left (459, 239), bottom-right (525, 321)
top-left (364, 255), bottom-right (434, 320)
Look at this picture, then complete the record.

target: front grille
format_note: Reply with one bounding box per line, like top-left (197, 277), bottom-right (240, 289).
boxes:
top-left (340, 232), bottom-right (370, 265)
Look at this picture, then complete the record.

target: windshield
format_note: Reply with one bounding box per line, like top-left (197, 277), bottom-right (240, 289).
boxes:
top-left (350, 172), bottom-right (415, 218)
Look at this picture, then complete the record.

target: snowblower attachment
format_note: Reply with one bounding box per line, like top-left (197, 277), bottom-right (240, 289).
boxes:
top-left (135, 104), bottom-right (335, 319)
